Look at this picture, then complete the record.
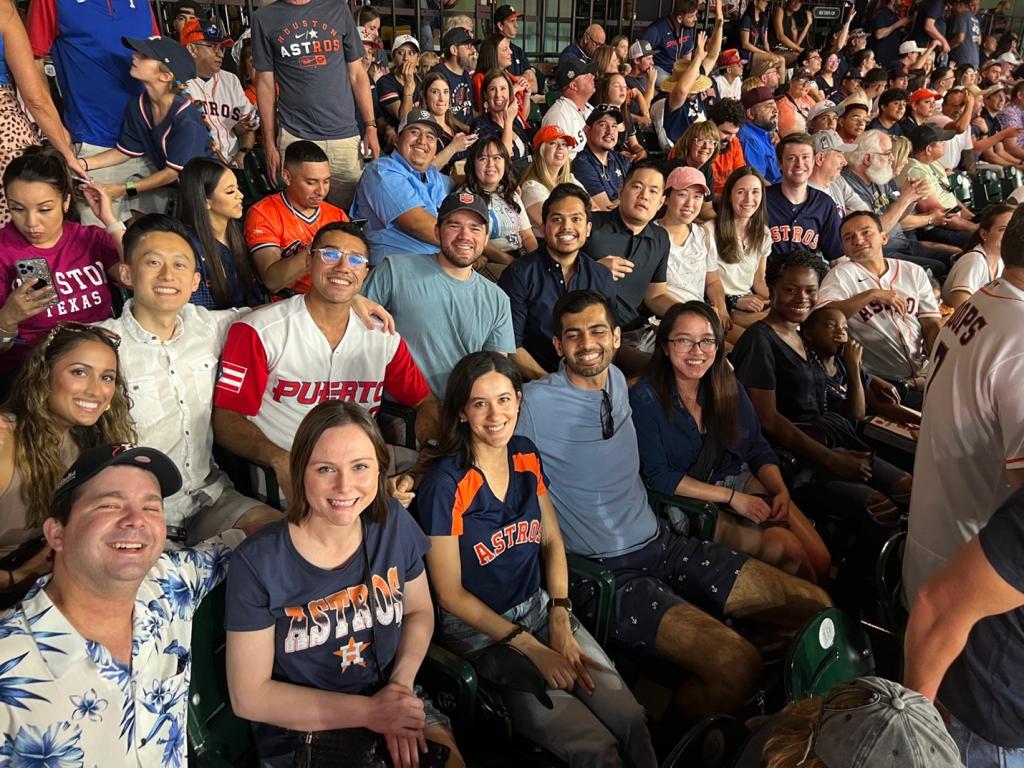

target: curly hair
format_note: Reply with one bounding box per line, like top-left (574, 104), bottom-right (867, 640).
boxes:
top-left (707, 98), bottom-right (746, 128)
top-left (3, 325), bottom-right (136, 526)
top-left (765, 248), bottom-right (829, 287)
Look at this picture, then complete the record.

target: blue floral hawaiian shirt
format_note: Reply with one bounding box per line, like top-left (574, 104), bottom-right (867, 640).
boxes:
top-left (0, 530), bottom-right (243, 767)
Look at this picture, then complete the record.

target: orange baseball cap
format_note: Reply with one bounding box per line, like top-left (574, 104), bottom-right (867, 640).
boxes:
top-left (532, 125), bottom-right (577, 151)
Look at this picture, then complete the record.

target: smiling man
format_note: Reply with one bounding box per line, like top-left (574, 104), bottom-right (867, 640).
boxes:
top-left (214, 222), bottom-right (439, 499)
top-left (0, 443), bottom-right (243, 765)
top-left (361, 190), bottom-right (515, 397)
top-left (350, 108), bottom-right (452, 265)
top-left (96, 215), bottom-right (281, 544)
top-left (498, 184), bottom-right (616, 379)
top-left (766, 133), bottom-right (843, 262)
top-left (572, 104), bottom-right (631, 211)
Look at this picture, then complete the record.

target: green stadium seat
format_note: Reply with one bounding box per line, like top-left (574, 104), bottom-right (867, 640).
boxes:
top-left (784, 608), bottom-right (875, 702)
top-left (949, 171), bottom-right (974, 209)
top-left (646, 488), bottom-right (719, 541)
top-left (971, 168), bottom-right (1004, 207)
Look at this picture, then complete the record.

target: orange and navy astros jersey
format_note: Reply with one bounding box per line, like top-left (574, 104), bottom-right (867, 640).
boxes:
top-left (418, 436), bottom-right (547, 614)
top-left (244, 192), bottom-right (348, 297)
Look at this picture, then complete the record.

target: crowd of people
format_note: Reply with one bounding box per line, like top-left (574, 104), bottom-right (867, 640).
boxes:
top-left (0, 0), bottom-right (1022, 765)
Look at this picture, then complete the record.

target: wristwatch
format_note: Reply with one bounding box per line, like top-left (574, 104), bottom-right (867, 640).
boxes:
top-left (548, 596), bottom-right (572, 613)
top-left (124, 180), bottom-right (139, 199)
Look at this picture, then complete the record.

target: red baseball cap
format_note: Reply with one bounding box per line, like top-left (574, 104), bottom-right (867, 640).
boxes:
top-left (532, 124), bottom-right (577, 151)
top-left (909, 88), bottom-right (941, 103)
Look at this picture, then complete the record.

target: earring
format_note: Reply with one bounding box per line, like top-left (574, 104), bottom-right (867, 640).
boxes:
top-left (459, 417), bottom-right (467, 423)
top-left (104, 404), bottom-right (112, 412)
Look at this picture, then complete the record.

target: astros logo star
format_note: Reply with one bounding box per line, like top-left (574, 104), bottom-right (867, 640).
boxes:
top-left (333, 636), bottom-right (371, 671)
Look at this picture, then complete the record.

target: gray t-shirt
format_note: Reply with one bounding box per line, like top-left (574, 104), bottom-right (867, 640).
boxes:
top-left (361, 253), bottom-right (515, 396)
top-left (251, 0), bottom-right (363, 141)
top-left (515, 364), bottom-right (660, 558)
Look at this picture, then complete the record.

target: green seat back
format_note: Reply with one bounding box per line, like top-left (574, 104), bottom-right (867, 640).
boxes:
top-left (785, 608), bottom-right (875, 702)
top-left (187, 582), bottom-right (255, 767)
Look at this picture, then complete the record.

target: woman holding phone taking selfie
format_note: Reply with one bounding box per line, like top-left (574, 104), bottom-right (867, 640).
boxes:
top-left (0, 147), bottom-right (123, 382)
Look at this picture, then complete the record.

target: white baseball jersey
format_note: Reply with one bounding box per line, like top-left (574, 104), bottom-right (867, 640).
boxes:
top-left (818, 258), bottom-right (940, 381)
top-left (185, 69), bottom-right (254, 160)
top-left (213, 295), bottom-right (428, 451)
top-left (941, 247), bottom-right (1004, 305)
top-left (903, 277), bottom-right (1024, 601)
top-left (541, 97), bottom-right (592, 159)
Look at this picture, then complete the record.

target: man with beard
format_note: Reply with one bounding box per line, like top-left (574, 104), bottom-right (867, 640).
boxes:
top-left (572, 105), bottom-right (632, 210)
top-left (977, 84), bottom-right (1024, 168)
top-left (737, 86), bottom-right (781, 183)
top-left (841, 130), bottom-right (947, 276)
top-left (350, 109), bottom-right (451, 265)
top-left (808, 130), bottom-right (860, 216)
top-left (766, 133), bottom-right (843, 261)
top-left (361, 190), bottom-right (515, 396)
top-left (515, 289), bottom-right (831, 721)
top-left (432, 27), bottom-right (478, 125)
top-left (498, 184), bottom-right (615, 379)
top-left (868, 88), bottom-right (909, 137)
top-left (819, 210), bottom-right (941, 398)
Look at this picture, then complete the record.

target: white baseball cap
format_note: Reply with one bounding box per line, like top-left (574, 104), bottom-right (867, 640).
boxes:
top-left (899, 41), bottom-right (926, 55)
top-left (998, 51), bottom-right (1021, 67)
top-left (391, 34), bottom-right (420, 54)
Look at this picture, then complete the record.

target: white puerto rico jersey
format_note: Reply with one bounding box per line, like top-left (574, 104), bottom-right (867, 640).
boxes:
top-left (817, 258), bottom-right (940, 382)
top-left (903, 277), bottom-right (1024, 602)
top-left (213, 295), bottom-right (428, 451)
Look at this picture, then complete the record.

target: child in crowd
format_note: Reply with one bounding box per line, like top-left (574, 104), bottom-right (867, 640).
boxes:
top-left (81, 36), bottom-right (213, 212)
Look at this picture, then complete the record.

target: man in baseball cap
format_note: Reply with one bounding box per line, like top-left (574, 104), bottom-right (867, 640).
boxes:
top-left (809, 130), bottom-right (856, 196)
top-left (753, 57), bottom-right (782, 89)
top-left (494, 4), bottom-right (536, 89)
top-left (807, 100), bottom-right (839, 134)
top-left (543, 60), bottom-right (597, 158)
top-left (438, 27), bottom-right (478, 124)
top-left (574, 104), bottom-right (631, 209)
top-left (739, 86), bottom-right (781, 182)
top-left (0, 442), bottom-right (249, 763)
top-left (905, 123), bottom-right (978, 248)
top-left (625, 39), bottom-right (656, 99)
top-left (713, 48), bottom-right (744, 100)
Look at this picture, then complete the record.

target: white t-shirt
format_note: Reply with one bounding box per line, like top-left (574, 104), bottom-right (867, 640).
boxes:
top-left (715, 225), bottom-right (772, 296)
top-left (185, 69), bottom-right (255, 160)
top-left (942, 247), bottom-right (1004, 304)
top-left (541, 98), bottom-right (592, 159)
top-left (817, 258), bottom-right (940, 381)
top-left (713, 74), bottom-right (742, 101)
top-left (660, 220), bottom-right (719, 302)
top-left (904, 277), bottom-right (1024, 601)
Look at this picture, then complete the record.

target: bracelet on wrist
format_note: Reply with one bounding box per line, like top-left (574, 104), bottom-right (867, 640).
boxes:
top-left (83, 157), bottom-right (90, 172)
top-left (500, 623), bottom-right (527, 644)
top-left (728, 488), bottom-right (736, 505)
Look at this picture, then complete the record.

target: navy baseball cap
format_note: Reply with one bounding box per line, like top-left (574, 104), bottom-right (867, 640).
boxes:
top-left (53, 443), bottom-right (182, 508)
top-left (123, 35), bottom-right (197, 81)
top-left (587, 103), bottom-right (624, 126)
top-left (555, 58), bottom-right (597, 90)
top-left (438, 190), bottom-right (490, 227)
top-left (398, 108), bottom-right (440, 134)
top-left (442, 27), bottom-right (478, 50)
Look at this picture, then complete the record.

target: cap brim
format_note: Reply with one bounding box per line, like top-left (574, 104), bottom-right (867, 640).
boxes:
top-left (123, 36), bottom-right (161, 59)
top-left (54, 446), bottom-right (183, 505)
top-left (400, 118), bottom-right (438, 133)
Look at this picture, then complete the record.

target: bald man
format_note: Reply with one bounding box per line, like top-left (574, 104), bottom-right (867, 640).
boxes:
top-left (559, 23), bottom-right (605, 68)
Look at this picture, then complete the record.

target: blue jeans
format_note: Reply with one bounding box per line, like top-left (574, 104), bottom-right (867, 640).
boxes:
top-left (948, 715), bottom-right (1024, 767)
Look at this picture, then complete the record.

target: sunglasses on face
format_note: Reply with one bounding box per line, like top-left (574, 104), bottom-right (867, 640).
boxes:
top-left (313, 248), bottom-right (369, 268)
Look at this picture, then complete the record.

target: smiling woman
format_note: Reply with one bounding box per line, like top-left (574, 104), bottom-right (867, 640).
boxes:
top-left (0, 323), bottom-right (135, 603)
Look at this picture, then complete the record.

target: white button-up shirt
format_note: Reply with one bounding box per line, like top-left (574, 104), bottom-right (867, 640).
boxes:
top-left (97, 303), bottom-right (249, 528)
top-left (0, 531), bottom-right (243, 767)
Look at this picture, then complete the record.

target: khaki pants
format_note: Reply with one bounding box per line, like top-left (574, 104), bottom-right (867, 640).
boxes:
top-left (279, 128), bottom-right (363, 211)
top-left (76, 143), bottom-right (171, 224)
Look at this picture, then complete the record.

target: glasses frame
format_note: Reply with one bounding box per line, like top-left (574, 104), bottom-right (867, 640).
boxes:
top-left (312, 248), bottom-right (370, 268)
top-left (667, 337), bottom-right (719, 352)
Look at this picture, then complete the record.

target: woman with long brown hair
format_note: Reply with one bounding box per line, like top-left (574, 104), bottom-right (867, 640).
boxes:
top-left (0, 323), bottom-right (135, 599)
top-left (630, 301), bottom-right (830, 583)
top-left (420, 71), bottom-right (476, 175)
top-left (713, 166), bottom-right (772, 342)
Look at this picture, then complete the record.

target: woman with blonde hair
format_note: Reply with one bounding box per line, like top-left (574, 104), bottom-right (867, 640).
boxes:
top-left (891, 135), bottom-right (912, 178)
top-left (670, 120), bottom-right (721, 220)
top-left (519, 126), bottom-right (581, 233)
top-left (0, 323), bottom-right (134, 601)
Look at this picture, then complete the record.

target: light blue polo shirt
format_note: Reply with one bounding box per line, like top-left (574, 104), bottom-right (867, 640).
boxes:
top-left (515, 364), bottom-right (659, 559)
top-left (349, 151), bottom-right (451, 265)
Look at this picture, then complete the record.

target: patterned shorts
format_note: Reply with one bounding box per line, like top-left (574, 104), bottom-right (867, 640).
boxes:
top-left (571, 522), bottom-right (749, 651)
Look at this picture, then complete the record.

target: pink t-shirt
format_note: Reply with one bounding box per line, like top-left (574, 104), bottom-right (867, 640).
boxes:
top-left (0, 221), bottom-right (120, 372)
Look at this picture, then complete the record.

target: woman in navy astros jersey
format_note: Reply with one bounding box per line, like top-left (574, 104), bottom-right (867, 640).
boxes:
top-left (419, 351), bottom-right (657, 767)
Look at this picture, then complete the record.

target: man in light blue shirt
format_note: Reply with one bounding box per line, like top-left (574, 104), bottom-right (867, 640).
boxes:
top-left (361, 190), bottom-right (515, 396)
top-left (515, 289), bottom-right (830, 720)
top-left (350, 108), bottom-right (451, 265)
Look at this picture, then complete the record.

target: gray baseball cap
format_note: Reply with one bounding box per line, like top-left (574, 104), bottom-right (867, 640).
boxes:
top-left (813, 130), bottom-right (857, 154)
top-left (810, 677), bottom-right (961, 768)
top-left (807, 100), bottom-right (839, 122)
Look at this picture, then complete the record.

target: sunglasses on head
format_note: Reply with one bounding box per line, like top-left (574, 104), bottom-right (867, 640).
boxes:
top-left (43, 322), bottom-right (121, 351)
top-left (313, 248), bottom-right (369, 268)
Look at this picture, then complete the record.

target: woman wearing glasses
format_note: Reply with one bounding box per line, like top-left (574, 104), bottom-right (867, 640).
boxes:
top-left (669, 121), bottom-right (719, 221)
top-left (176, 157), bottom-right (265, 309)
top-left (418, 351), bottom-right (657, 768)
top-left (629, 302), bottom-right (830, 584)
top-left (0, 322), bottom-right (134, 602)
top-left (0, 148), bottom-right (125, 383)
top-left (815, 53), bottom-right (841, 98)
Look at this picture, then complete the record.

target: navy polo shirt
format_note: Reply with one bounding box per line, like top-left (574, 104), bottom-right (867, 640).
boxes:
top-left (580, 210), bottom-right (670, 330)
top-left (572, 146), bottom-right (631, 202)
top-left (116, 93), bottom-right (213, 171)
top-left (558, 42), bottom-right (590, 67)
top-left (497, 245), bottom-right (617, 372)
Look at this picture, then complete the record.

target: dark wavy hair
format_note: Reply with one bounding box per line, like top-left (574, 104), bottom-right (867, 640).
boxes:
top-left (432, 351), bottom-right (524, 470)
top-left (462, 135), bottom-right (521, 213)
top-left (175, 158), bottom-right (260, 307)
top-left (647, 301), bottom-right (740, 447)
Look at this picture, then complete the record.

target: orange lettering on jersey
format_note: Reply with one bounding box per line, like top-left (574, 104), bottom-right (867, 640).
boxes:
top-left (284, 605), bottom-right (309, 653)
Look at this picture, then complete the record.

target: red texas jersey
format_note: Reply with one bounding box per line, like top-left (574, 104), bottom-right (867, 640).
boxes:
top-left (214, 295), bottom-right (428, 450)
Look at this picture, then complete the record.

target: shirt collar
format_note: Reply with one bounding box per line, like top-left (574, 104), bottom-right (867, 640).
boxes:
top-left (119, 300), bottom-right (185, 345)
top-left (14, 577), bottom-right (90, 679)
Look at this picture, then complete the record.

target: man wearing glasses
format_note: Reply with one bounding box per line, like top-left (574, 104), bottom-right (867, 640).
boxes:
top-left (516, 289), bottom-right (830, 721)
top-left (214, 220), bottom-right (439, 502)
top-left (558, 23), bottom-right (605, 69)
top-left (181, 20), bottom-right (258, 168)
